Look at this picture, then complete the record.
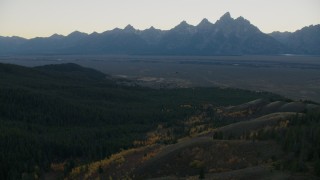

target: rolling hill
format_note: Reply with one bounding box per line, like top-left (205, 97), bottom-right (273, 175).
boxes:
top-left (68, 99), bottom-right (320, 180)
top-left (1, 62), bottom-right (319, 179)
top-left (0, 62), bottom-right (286, 179)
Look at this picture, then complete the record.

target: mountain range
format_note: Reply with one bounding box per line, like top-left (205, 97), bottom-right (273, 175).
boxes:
top-left (1, 12), bottom-right (319, 55)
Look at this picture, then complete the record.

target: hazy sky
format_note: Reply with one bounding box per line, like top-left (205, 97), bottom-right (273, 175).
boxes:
top-left (1, 0), bottom-right (319, 39)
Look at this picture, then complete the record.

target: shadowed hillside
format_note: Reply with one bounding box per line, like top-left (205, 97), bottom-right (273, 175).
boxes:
top-left (0, 63), bottom-right (286, 180)
top-left (67, 99), bottom-right (320, 180)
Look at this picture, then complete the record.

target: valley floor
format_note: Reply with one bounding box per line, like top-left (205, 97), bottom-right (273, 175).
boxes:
top-left (1, 55), bottom-right (320, 102)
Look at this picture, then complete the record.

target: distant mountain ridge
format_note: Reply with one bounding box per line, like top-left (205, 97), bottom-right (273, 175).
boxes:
top-left (270, 25), bottom-right (320, 54)
top-left (1, 12), bottom-right (319, 55)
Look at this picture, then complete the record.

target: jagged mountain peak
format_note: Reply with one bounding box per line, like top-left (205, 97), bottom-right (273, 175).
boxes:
top-left (0, 13), bottom-right (319, 55)
top-left (197, 18), bottom-right (213, 27)
top-left (173, 20), bottom-right (194, 31)
top-left (90, 31), bottom-right (99, 36)
top-left (214, 12), bottom-right (261, 34)
top-left (200, 18), bottom-right (209, 24)
top-left (235, 16), bottom-right (251, 25)
top-left (235, 16), bottom-right (246, 21)
top-left (124, 24), bottom-right (136, 32)
top-left (215, 12), bottom-right (235, 28)
top-left (142, 26), bottom-right (162, 34)
top-left (178, 20), bottom-right (191, 26)
top-left (219, 12), bottom-right (233, 21)
top-left (149, 26), bottom-right (156, 30)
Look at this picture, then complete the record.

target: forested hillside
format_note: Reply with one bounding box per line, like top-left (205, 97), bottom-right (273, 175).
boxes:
top-left (0, 63), bottom-right (282, 179)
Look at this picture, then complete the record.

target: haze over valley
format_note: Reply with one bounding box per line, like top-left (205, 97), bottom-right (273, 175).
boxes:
top-left (1, 55), bottom-right (320, 103)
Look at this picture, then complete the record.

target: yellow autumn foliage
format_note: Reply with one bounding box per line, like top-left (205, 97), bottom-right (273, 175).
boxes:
top-left (69, 147), bottom-right (145, 179)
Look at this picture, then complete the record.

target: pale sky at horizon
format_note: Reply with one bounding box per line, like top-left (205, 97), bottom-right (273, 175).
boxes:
top-left (0, 0), bottom-right (319, 39)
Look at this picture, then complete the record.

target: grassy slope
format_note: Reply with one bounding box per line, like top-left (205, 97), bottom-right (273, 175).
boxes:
top-left (73, 101), bottom-right (320, 180)
top-left (212, 112), bottom-right (299, 137)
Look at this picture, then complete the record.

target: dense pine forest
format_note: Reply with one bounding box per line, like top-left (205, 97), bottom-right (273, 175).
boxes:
top-left (0, 62), bottom-right (285, 179)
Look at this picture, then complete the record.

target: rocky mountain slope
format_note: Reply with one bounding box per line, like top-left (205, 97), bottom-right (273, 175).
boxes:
top-left (1, 13), bottom-right (319, 55)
